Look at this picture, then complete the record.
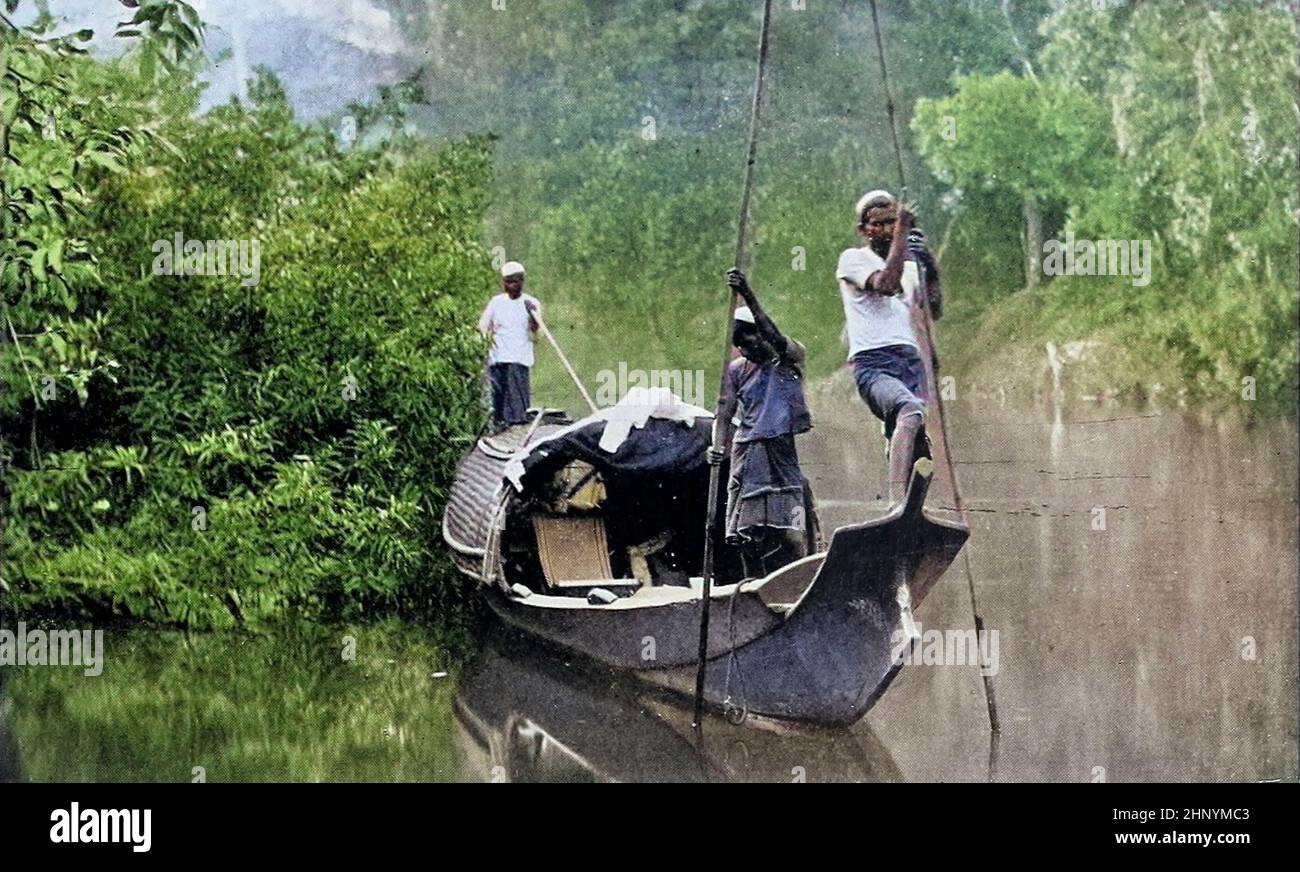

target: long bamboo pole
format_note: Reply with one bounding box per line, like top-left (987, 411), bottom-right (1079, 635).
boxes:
top-left (693, 0), bottom-right (774, 730)
top-left (534, 311), bottom-right (598, 414)
top-left (867, 0), bottom-right (997, 733)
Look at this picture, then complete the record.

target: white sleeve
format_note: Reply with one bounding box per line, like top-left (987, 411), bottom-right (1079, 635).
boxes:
top-left (477, 298), bottom-right (494, 334)
top-left (837, 248), bottom-right (883, 291)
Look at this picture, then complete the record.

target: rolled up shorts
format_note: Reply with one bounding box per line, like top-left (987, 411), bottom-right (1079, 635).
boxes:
top-left (851, 344), bottom-right (927, 437)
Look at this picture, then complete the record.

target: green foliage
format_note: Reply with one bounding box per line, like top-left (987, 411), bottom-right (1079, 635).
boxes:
top-left (915, 0), bottom-right (1298, 410)
top-left (894, 0), bottom-right (1052, 81)
top-left (6, 621), bottom-right (470, 781)
top-left (914, 72), bottom-right (1112, 206)
top-left (2, 8), bottom-right (496, 626)
top-left (1, 6), bottom-right (194, 421)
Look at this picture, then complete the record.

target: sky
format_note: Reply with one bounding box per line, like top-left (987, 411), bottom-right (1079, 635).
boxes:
top-left (28, 0), bottom-right (412, 119)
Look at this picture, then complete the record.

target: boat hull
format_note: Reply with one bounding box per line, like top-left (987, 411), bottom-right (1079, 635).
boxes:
top-left (642, 504), bottom-right (968, 725)
top-left (480, 583), bottom-right (782, 669)
top-left (482, 471), bottom-right (968, 726)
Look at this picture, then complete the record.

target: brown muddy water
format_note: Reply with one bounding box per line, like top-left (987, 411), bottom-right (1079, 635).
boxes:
top-left (2, 395), bottom-right (1295, 782)
top-left (805, 391), bottom-right (1298, 783)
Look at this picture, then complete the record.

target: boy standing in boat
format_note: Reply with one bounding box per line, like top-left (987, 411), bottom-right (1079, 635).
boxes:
top-left (710, 268), bottom-right (813, 579)
top-left (835, 190), bottom-right (943, 503)
top-left (477, 260), bottom-right (541, 430)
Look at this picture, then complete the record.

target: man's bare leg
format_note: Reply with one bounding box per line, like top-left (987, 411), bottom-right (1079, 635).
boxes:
top-left (888, 403), bottom-right (928, 504)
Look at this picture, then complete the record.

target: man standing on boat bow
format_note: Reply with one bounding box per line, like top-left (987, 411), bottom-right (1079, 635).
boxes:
top-left (477, 260), bottom-right (541, 430)
top-left (836, 190), bottom-right (943, 504)
top-left (710, 268), bottom-right (813, 579)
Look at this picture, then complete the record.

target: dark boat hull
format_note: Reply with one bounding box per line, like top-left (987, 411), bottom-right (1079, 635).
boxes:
top-left (479, 465), bottom-right (967, 726)
top-left (455, 629), bottom-right (904, 782)
top-left (641, 498), bottom-right (968, 725)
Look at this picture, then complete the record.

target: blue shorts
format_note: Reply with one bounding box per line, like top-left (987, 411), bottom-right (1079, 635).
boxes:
top-left (851, 345), bottom-right (927, 436)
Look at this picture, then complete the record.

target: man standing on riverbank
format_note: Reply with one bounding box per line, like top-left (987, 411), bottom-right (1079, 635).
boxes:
top-left (836, 190), bottom-right (943, 504)
top-left (477, 261), bottom-right (540, 430)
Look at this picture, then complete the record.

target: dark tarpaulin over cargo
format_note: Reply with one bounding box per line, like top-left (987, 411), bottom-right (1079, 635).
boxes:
top-left (515, 417), bottom-right (711, 493)
top-left (515, 417), bottom-right (714, 572)
top-left (442, 412), bottom-right (719, 581)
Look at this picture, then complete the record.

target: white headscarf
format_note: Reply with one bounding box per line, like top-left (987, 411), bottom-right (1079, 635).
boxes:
top-left (855, 189), bottom-right (895, 219)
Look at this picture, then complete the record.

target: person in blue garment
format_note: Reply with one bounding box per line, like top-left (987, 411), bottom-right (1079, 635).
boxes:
top-left (709, 268), bottom-right (813, 579)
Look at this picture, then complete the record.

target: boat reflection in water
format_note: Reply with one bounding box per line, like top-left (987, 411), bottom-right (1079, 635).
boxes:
top-left (454, 630), bottom-right (902, 783)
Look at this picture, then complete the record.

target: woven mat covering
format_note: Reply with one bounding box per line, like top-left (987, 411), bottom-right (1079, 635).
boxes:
top-left (532, 514), bottom-right (612, 587)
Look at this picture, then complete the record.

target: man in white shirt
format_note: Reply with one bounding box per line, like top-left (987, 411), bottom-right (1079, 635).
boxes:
top-left (835, 190), bottom-right (943, 504)
top-left (477, 261), bottom-right (541, 429)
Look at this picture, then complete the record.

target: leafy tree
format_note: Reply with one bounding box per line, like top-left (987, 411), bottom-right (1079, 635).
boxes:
top-left (3, 4), bottom-right (497, 626)
top-left (914, 0), bottom-right (1298, 407)
top-left (1, 1), bottom-right (201, 450)
top-left (914, 71), bottom-right (1112, 290)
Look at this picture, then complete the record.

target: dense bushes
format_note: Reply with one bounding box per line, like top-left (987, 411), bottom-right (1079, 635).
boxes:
top-left (3, 15), bottom-right (495, 627)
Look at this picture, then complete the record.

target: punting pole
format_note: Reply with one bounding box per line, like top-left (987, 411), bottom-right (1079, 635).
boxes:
top-left (534, 311), bottom-right (599, 414)
top-left (693, 0), bottom-right (774, 730)
top-left (868, 0), bottom-right (908, 203)
top-left (866, 0), bottom-right (999, 734)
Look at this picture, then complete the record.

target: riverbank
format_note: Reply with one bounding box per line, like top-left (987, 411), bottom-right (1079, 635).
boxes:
top-left (935, 270), bottom-right (1298, 414)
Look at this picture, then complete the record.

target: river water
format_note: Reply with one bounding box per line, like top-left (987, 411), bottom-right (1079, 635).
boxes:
top-left (2, 395), bottom-right (1296, 782)
top-left (807, 392), bottom-right (1298, 782)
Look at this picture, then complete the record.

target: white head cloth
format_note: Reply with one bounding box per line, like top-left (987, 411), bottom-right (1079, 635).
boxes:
top-left (855, 189), bottom-right (895, 218)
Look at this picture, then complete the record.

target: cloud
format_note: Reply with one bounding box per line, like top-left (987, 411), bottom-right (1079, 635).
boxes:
top-left (33, 0), bottom-right (410, 119)
top-left (194, 0), bottom-right (403, 57)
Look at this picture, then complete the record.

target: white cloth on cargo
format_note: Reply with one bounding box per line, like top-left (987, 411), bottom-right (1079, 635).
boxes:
top-left (595, 386), bottom-right (711, 453)
top-left (504, 387), bottom-right (712, 491)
